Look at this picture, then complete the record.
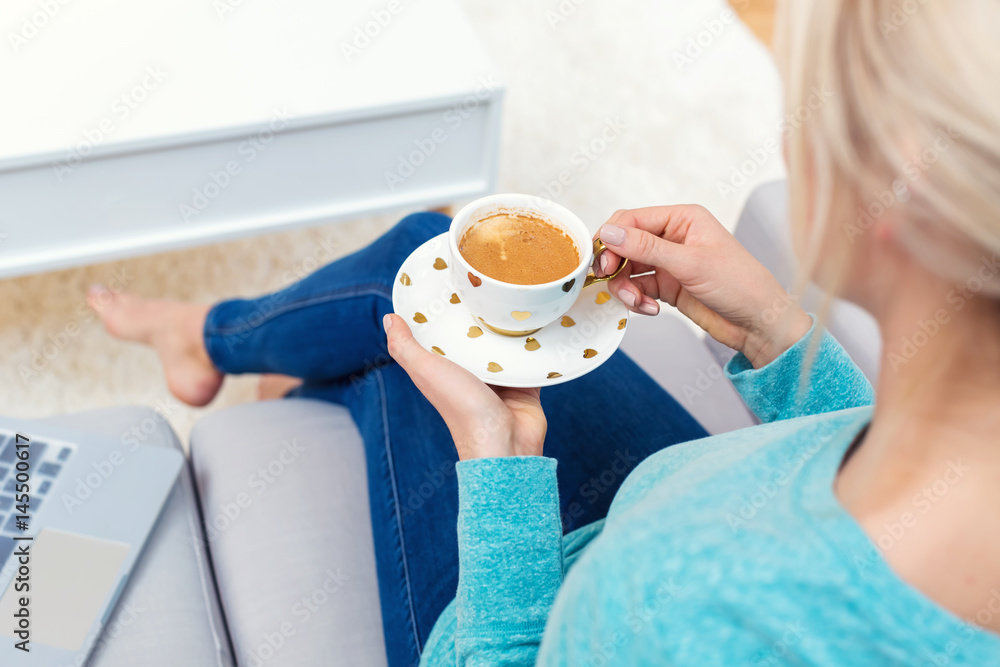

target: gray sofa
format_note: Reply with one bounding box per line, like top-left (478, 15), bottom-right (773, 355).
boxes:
top-left (53, 181), bottom-right (881, 666)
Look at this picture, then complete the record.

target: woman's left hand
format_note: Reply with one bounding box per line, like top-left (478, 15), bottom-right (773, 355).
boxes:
top-left (383, 313), bottom-right (547, 461)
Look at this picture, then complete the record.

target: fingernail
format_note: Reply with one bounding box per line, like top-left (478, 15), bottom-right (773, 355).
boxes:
top-left (639, 301), bottom-right (659, 315)
top-left (88, 283), bottom-right (108, 297)
top-left (383, 314), bottom-right (393, 332)
top-left (600, 253), bottom-right (612, 275)
top-left (618, 289), bottom-right (637, 307)
top-left (600, 223), bottom-right (626, 246)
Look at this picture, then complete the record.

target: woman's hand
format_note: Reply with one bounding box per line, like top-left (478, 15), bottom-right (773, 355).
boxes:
top-left (383, 314), bottom-right (547, 461)
top-left (596, 205), bottom-right (812, 369)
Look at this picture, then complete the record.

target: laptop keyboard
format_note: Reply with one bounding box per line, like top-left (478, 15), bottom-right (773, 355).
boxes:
top-left (0, 433), bottom-right (75, 569)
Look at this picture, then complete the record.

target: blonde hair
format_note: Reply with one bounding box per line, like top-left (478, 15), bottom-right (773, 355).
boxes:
top-left (775, 0), bottom-right (1000, 299)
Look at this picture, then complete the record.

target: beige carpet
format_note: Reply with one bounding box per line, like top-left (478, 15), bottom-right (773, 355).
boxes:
top-left (0, 0), bottom-right (785, 445)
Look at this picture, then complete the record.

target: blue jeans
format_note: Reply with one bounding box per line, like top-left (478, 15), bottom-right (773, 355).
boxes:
top-left (203, 212), bottom-right (708, 667)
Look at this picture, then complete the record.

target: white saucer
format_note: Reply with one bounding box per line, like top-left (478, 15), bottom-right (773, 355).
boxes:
top-left (391, 233), bottom-right (630, 388)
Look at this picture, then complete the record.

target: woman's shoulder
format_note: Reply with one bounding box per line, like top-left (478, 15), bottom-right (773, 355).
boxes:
top-left (543, 405), bottom-right (999, 665)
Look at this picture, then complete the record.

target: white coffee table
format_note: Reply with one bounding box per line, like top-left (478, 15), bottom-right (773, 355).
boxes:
top-left (0, 0), bottom-right (503, 279)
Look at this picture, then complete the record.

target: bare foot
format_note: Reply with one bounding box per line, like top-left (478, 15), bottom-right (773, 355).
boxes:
top-left (88, 286), bottom-right (224, 407)
top-left (257, 374), bottom-right (303, 400)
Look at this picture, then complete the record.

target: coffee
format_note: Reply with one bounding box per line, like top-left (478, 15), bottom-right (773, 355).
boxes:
top-left (459, 212), bottom-right (579, 285)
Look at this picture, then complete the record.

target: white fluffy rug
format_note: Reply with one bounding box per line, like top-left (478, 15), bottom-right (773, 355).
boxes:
top-left (0, 0), bottom-right (785, 445)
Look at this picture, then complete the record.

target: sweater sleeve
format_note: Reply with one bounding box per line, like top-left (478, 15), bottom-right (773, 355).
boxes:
top-left (725, 316), bottom-right (875, 423)
top-left (453, 456), bottom-right (564, 666)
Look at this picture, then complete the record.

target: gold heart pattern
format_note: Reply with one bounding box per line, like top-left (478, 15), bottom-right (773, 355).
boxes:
top-left (397, 245), bottom-right (624, 384)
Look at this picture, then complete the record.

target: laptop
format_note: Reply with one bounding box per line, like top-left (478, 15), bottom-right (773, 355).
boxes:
top-left (0, 416), bottom-right (183, 665)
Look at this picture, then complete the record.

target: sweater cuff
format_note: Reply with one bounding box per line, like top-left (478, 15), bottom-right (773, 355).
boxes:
top-left (455, 456), bottom-right (563, 634)
top-left (725, 315), bottom-right (874, 422)
top-left (725, 316), bottom-right (814, 422)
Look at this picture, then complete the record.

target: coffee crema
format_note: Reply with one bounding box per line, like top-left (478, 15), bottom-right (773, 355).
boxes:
top-left (459, 212), bottom-right (579, 285)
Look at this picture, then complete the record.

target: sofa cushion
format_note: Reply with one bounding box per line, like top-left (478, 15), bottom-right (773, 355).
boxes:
top-left (190, 398), bottom-right (388, 667)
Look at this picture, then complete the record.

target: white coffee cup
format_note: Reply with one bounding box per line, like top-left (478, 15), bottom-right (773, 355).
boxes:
top-left (448, 194), bottom-right (628, 336)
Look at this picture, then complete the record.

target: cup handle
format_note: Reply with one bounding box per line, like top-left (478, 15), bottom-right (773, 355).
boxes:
top-left (584, 239), bottom-right (629, 288)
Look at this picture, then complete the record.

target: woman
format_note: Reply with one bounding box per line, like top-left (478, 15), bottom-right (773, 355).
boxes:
top-left (90, 0), bottom-right (1000, 664)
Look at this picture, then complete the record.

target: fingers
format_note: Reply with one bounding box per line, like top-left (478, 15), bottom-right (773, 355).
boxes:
top-left (593, 209), bottom-right (631, 277)
top-left (609, 273), bottom-right (661, 316)
top-left (384, 313), bottom-right (496, 420)
top-left (594, 206), bottom-right (718, 316)
top-left (384, 314), bottom-right (455, 406)
top-left (599, 220), bottom-right (674, 266)
top-left (614, 273), bottom-right (674, 315)
top-left (383, 313), bottom-right (426, 370)
top-left (607, 204), bottom-right (713, 242)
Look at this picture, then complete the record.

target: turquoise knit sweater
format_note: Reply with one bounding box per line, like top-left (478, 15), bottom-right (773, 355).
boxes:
top-left (420, 322), bottom-right (1000, 665)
